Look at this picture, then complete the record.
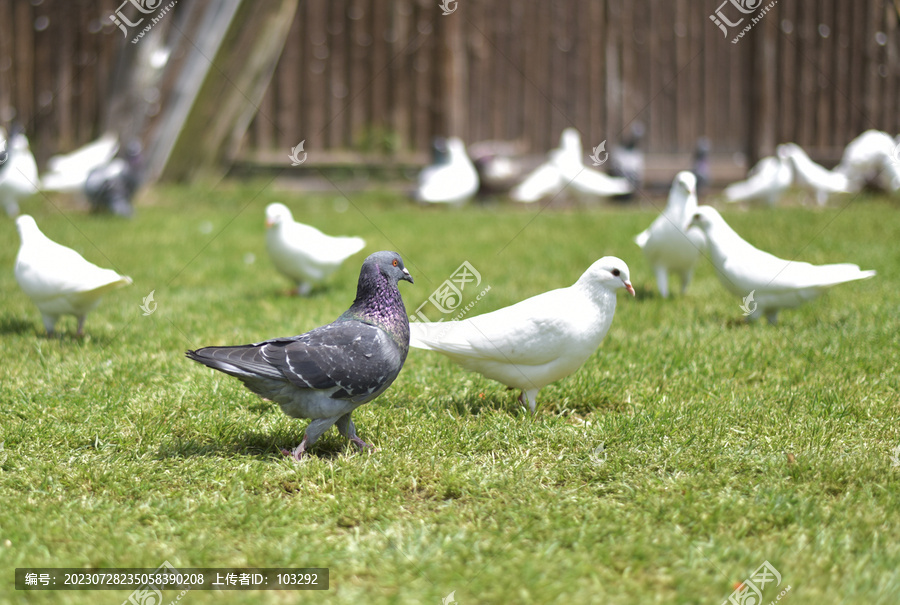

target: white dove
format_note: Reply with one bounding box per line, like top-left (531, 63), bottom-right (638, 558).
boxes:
top-left (14, 215), bottom-right (132, 336)
top-left (634, 171), bottom-right (706, 297)
top-left (416, 137), bottom-right (479, 205)
top-left (0, 127), bottom-right (41, 217)
top-left (687, 206), bottom-right (875, 324)
top-left (409, 256), bottom-right (634, 413)
top-left (723, 155), bottom-right (793, 206)
top-left (835, 129), bottom-right (896, 191)
top-left (41, 133), bottom-right (119, 193)
top-left (511, 128), bottom-right (632, 203)
top-left (776, 143), bottom-right (854, 205)
top-left (265, 202), bottom-right (366, 295)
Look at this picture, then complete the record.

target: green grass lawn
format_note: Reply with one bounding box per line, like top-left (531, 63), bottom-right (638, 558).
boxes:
top-left (1, 183), bottom-right (899, 604)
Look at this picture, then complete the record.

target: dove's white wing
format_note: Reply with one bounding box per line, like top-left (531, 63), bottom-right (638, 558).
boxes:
top-left (411, 287), bottom-right (593, 366)
top-left (16, 238), bottom-right (130, 301)
top-left (46, 134), bottom-right (118, 174)
top-left (510, 161), bottom-right (562, 202)
top-left (780, 144), bottom-right (853, 193)
top-left (567, 167), bottom-right (633, 197)
top-left (723, 156), bottom-right (792, 205)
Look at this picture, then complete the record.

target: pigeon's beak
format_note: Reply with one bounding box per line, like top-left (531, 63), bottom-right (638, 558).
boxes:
top-left (265, 218), bottom-right (274, 228)
top-left (401, 268), bottom-right (414, 284)
top-left (624, 281), bottom-right (635, 296)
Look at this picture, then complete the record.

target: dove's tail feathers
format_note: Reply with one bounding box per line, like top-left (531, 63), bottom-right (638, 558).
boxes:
top-left (186, 345), bottom-right (283, 381)
top-left (80, 275), bottom-right (132, 299)
top-left (792, 263), bottom-right (876, 288)
top-left (408, 321), bottom-right (437, 350)
top-left (40, 171), bottom-right (87, 193)
top-left (634, 229), bottom-right (650, 249)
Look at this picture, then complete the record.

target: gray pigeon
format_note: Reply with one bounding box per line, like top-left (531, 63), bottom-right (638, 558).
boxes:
top-left (186, 251), bottom-right (414, 459)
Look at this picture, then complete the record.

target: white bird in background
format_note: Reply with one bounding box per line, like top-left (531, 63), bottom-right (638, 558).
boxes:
top-left (409, 256), bottom-right (634, 413)
top-left (265, 202), bottom-right (366, 295)
top-left (41, 133), bottom-right (119, 194)
top-left (635, 171), bottom-right (706, 297)
top-left (511, 128), bottom-right (632, 203)
top-left (723, 155), bottom-right (793, 206)
top-left (0, 126), bottom-right (41, 217)
top-left (687, 206), bottom-right (876, 324)
top-left (14, 215), bottom-right (132, 336)
top-left (776, 143), bottom-right (854, 205)
top-left (416, 137), bottom-right (479, 204)
top-left (835, 129), bottom-right (897, 191)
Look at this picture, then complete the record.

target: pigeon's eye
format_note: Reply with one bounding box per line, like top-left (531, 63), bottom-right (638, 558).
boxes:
top-left (611, 269), bottom-right (620, 277)
top-left (392, 259), bottom-right (399, 267)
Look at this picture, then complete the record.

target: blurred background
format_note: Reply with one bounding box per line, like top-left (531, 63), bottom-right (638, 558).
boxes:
top-left (0, 0), bottom-right (898, 190)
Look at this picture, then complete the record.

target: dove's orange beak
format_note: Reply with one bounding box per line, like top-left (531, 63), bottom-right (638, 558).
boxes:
top-left (265, 218), bottom-right (274, 228)
top-left (625, 281), bottom-right (635, 296)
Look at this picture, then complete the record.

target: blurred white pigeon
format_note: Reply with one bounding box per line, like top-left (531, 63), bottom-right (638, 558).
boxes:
top-left (0, 126), bottom-right (41, 217)
top-left (878, 150), bottom-right (900, 193)
top-left (41, 133), bottom-right (119, 193)
top-left (416, 137), bottom-right (479, 204)
top-left (634, 171), bottom-right (706, 297)
top-left (776, 143), bottom-right (854, 205)
top-left (723, 155), bottom-right (793, 206)
top-left (687, 206), bottom-right (875, 324)
top-left (410, 256), bottom-right (634, 413)
top-left (511, 128), bottom-right (632, 203)
top-left (835, 129), bottom-right (896, 191)
top-left (265, 202), bottom-right (366, 295)
top-left (14, 215), bottom-right (132, 336)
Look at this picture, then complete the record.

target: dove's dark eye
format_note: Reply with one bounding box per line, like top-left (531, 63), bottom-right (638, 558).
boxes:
top-left (392, 259), bottom-right (399, 267)
top-left (611, 269), bottom-right (620, 277)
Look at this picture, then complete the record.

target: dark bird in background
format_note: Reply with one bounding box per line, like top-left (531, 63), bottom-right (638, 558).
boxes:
top-left (692, 136), bottom-right (711, 195)
top-left (609, 121), bottom-right (646, 199)
top-left (186, 251), bottom-right (414, 460)
top-left (85, 140), bottom-right (143, 218)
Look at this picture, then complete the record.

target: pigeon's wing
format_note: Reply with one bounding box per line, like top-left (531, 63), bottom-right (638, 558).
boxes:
top-left (510, 162), bottom-right (562, 202)
top-left (193, 321), bottom-right (403, 402)
top-left (410, 289), bottom-right (578, 367)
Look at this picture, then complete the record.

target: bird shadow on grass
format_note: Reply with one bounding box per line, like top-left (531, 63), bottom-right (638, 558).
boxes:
top-left (0, 315), bottom-right (37, 335)
top-left (155, 430), bottom-right (353, 462)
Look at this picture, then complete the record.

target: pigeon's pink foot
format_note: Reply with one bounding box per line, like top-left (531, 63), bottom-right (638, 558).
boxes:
top-left (349, 436), bottom-right (375, 453)
top-left (280, 437), bottom-right (308, 461)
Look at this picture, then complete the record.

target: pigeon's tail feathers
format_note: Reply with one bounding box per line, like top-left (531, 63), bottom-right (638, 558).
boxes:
top-left (186, 345), bottom-right (283, 381)
top-left (634, 229), bottom-right (650, 249)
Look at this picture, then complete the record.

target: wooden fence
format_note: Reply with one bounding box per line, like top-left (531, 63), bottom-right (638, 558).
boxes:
top-left (2, 0), bottom-right (899, 174)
